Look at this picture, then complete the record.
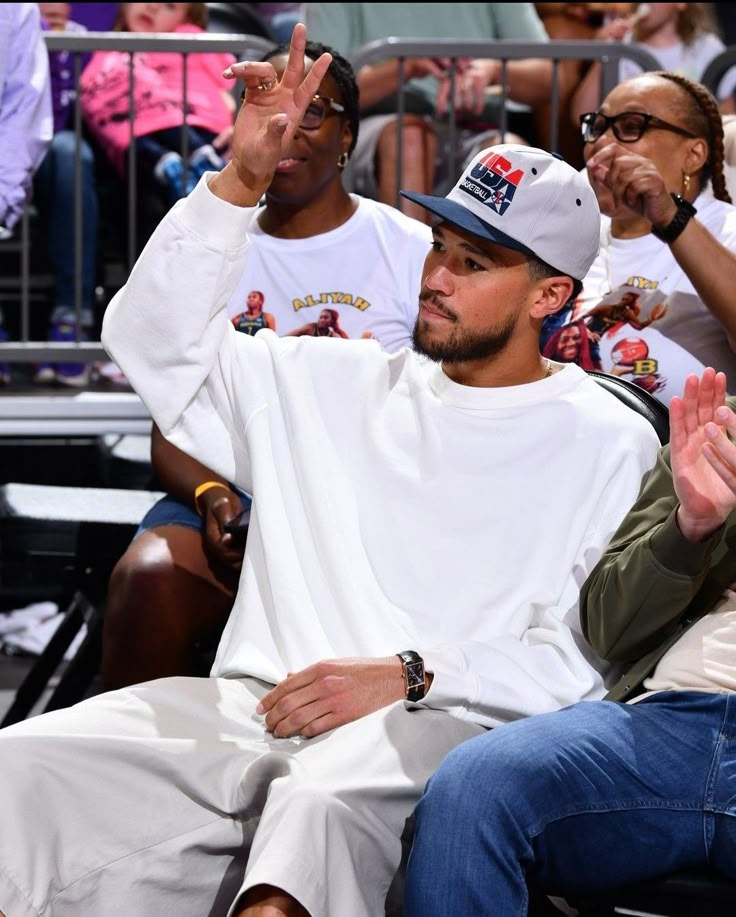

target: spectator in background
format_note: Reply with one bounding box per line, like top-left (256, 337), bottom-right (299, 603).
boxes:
top-left (547, 71), bottom-right (736, 406)
top-left (534, 3), bottom-right (634, 168)
top-left (305, 3), bottom-right (553, 224)
top-left (571, 3), bottom-right (736, 121)
top-left (0, 3), bottom-right (52, 385)
top-left (251, 2), bottom-right (304, 44)
top-left (79, 2), bottom-right (236, 207)
top-left (69, 2), bottom-right (118, 31)
top-left (32, 2), bottom-right (100, 387)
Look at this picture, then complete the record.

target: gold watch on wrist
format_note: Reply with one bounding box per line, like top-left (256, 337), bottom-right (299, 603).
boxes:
top-left (397, 650), bottom-right (426, 702)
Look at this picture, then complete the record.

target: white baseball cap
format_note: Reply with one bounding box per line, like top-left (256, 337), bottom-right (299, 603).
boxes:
top-left (401, 144), bottom-right (600, 281)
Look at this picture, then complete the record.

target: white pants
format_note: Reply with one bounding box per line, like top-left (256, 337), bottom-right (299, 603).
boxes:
top-left (0, 676), bottom-right (483, 917)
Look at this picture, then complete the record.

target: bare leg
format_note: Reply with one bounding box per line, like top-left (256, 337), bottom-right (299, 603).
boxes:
top-left (102, 525), bottom-right (237, 689)
top-left (376, 116), bottom-right (437, 224)
top-left (233, 884), bottom-right (310, 917)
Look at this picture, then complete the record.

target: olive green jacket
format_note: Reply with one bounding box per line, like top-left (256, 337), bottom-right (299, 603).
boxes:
top-left (579, 398), bottom-right (736, 702)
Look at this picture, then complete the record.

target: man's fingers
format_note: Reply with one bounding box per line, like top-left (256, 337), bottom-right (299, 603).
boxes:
top-left (264, 681), bottom-right (321, 729)
top-left (270, 698), bottom-right (332, 738)
top-left (257, 666), bottom-right (316, 713)
top-left (299, 712), bottom-right (341, 738)
top-left (669, 394), bottom-right (686, 454)
top-left (679, 373), bottom-right (703, 435)
top-left (714, 371), bottom-right (728, 411)
top-left (702, 439), bottom-right (736, 495)
top-left (696, 366), bottom-right (717, 427)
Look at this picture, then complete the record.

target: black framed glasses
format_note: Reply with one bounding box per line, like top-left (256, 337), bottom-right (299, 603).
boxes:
top-left (238, 92), bottom-right (344, 130)
top-left (300, 94), bottom-right (345, 130)
top-left (580, 111), bottom-right (697, 144)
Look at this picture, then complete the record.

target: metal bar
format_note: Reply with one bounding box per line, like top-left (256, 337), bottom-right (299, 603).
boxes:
top-left (395, 57), bottom-right (405, 209)
top-left (73, 51), bottom-right (83, 334)
top-left (127, 50), bottom-right (137, 271)
top-left (499, 59), bottom-right (508, 140)
top-left (446, 59), bottom-right (457, 195)
top-left (182, 52), bottom-right (190, 191)
top-left (549, 60), bottom-right (561, 154)
top-left (19, 208), bottom-right (30, 343)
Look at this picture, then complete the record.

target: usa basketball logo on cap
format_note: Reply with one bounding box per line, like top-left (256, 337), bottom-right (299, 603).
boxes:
top-left (460, 151), bottom-right (525, 217)
top-left (400, 143), bottom-right (601, 281)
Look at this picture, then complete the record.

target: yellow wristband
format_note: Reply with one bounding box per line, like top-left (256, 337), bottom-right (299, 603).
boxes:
top-left (193, 480), bottom-right (231, 516)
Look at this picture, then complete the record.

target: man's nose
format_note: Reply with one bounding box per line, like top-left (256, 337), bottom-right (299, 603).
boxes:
top-left (424, 263), bottom-right (454, 295)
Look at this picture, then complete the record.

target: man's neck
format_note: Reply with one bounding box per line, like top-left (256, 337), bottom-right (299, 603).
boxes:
top-left (441, 351), bottom-right (554, 388)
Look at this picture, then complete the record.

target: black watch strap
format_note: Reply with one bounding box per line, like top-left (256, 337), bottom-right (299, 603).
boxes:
top-left (397, 650), bottom-right (426, 702)
top-left (650, 193), bottom-right (697, 243)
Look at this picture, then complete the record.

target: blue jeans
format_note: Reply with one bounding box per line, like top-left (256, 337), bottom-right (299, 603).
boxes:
top-left (34, 130), bottom-right (98, 327)
top-left (404, 691), bottom-right (736, 916)
top-left (134, 489), bottom-right (252, 539)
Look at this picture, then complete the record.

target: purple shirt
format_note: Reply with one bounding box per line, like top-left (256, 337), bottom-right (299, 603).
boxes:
top-left (42, 19), bottom-right (90, 134)
top-left (0, 4), bottom-right (52, 229)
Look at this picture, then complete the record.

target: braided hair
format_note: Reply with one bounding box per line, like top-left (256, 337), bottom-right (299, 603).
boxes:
top-left (653, 71), bottom-right (732, 203)
top-left (262, 41), bottom-right (360, 156)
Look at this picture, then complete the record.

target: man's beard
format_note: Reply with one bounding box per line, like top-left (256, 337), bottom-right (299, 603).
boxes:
top-left (412, 295), bottom-right (519, 364)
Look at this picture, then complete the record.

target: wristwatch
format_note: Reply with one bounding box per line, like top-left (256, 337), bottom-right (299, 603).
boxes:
top-left (397, 650), bottom-right (426, 702)
top-left (650, 193), bottom-right (697, 244)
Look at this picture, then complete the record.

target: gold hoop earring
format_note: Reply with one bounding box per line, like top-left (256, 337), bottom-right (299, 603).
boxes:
top-left (337, 152), bottom-right (349, 170)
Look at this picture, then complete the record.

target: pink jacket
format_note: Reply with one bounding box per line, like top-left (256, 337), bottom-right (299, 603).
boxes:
top-left (79, 24), bottom-right (235, 174)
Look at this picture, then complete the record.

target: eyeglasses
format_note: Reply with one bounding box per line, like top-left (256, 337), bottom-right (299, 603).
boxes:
top-left (300, 94), bottom-right (345, 129)
top-left (241, 90), bottom-right (345, 130)
top-left (580, 111), bottom-right (697, 144)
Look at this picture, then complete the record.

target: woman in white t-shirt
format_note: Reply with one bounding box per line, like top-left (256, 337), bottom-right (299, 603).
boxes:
top-left (542, 70), bottom-right (736, 405)
top-left (101, 40), bottom-right (432, 689)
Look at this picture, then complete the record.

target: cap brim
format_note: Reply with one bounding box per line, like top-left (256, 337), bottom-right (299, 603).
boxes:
top-left (400, 190), bottom-right (536, 259)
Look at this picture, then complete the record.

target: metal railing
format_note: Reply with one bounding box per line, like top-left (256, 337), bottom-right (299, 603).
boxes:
top-left (700, 45), bottom-right (736, 98)
top-left (0, 34), bottom-right (662, 376)
top-left (1, 31), bottom-right (276, 368)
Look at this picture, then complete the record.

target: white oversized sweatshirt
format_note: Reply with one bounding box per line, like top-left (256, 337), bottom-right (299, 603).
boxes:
top-left (102, 177), bottom-right (660, 728)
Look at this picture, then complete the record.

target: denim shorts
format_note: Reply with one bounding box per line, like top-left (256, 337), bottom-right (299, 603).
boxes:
top-left (135, 488), bottom-right (252, 538)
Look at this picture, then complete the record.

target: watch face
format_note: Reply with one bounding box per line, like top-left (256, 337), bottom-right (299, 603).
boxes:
top-left (405, 661), bottom-right (424, 688)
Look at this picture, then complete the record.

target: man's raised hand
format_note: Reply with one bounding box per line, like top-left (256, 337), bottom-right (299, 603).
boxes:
top-left (671, 368), bottom-right (736, 541)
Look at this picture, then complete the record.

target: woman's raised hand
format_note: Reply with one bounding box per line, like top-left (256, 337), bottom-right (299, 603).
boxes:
top-left (213, 24), bottom-right (331, 202)
top-left (586, 143), bottom-right (676, 227)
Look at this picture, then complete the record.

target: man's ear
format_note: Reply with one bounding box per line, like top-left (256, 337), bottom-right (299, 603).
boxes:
top-left (529, 276), bottom-right (575, 319)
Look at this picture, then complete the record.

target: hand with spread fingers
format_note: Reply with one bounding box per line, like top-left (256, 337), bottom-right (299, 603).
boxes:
top-left (211, 23), bottom-right (332, 202)
top-left (256, 656), bottom-right (407, 738)
top-left (671, 368), bottom-right (736, 542)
